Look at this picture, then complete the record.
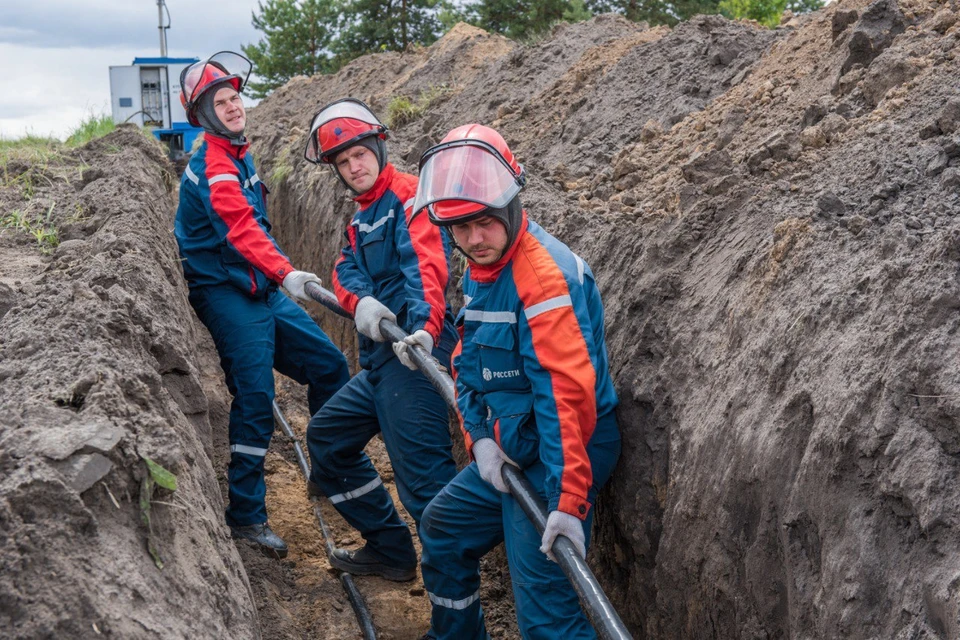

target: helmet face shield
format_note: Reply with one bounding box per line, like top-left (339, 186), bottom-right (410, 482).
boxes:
top-left (413, 140), bottom-right (525, 225)
top-left (305, 98), bottom-right (387, 164)
top-left (181, 51), bottom-right (251, 105)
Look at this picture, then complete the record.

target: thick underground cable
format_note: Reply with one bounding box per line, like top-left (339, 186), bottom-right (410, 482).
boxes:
top-left (272, 401), bottom-right (378, 640)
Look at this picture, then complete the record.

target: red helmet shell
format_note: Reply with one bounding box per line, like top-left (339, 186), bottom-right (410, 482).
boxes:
top-left (316, 118), bottom-right (382, 163)
top-left (304, 99), bottom-right (388, 164)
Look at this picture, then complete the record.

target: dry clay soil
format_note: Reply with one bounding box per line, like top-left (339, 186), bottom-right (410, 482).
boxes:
top-left (3, 0), bottom-right (960, 638)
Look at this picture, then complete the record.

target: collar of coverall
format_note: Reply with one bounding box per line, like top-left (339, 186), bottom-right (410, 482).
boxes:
top-left (204, 131), bottom-right (250, 159)
top-left (467, 210), bottom-right (529, 283)
top-left (352, 162), bottom-right (396, 208)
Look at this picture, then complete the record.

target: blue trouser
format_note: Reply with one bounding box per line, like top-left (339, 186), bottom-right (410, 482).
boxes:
top-left (306, 340), bottom-right (457, 567)
top-left (190, 284), bottom-right (350, 526)
top-left (419, 412), bottom-right (621, 640)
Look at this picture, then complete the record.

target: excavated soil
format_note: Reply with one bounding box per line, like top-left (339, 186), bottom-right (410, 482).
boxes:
top-left (4, 0), bottom-right (960, 637)
top-left (0, 128), bottom-right (260, 638)
top-left (248, 2), bottom-right (960, 638)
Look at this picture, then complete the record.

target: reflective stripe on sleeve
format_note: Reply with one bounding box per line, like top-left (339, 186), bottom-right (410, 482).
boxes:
top-left (184, 165), bottom-right (200, 185)
top-left (524, 294), bottom-right (572, 321)
top-left (209, 173), bottom-right (241, 185)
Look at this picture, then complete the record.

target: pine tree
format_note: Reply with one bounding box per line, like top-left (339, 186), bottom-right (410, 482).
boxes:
top-left (241, 0), bottom-right (338, 99)
top-left (466, 0), bottom-right (593, 40)
top-left (718, 0), bottom-right (823, 27)
top-left (584, 0), bottom-right (722, 26)
top-left (332, 0), bottom-right (445, 65)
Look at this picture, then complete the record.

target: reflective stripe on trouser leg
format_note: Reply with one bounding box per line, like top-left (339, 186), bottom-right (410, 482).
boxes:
top-left (371, 353), bottom-right (457, 528)
top-left (307, 371), bottom-right (416, 566)
top-left (189, 285), bottom-right (277, 527)
top-left (420, 464), bottom-right (504, 640)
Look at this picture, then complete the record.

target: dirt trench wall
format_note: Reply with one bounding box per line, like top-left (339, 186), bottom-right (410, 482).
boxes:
top-left (246, 1), bottom-right (960, 638)
top-left (0, 129), bottom-right (259, 638)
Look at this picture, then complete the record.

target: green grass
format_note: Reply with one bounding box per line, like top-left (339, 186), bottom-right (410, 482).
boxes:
top-left (0, 135), bottom-right (61, 168)
top-left (385, 85), bottom-right (452, 129)
top-left (271, 161), bottom-right (293, 185)
top-left (1, 203), bottom-right (60, 253)
top-left (65, 112), bottom-right (116, 147)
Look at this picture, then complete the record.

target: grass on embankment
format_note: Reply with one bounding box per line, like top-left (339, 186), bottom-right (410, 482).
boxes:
top-left (0, 113), bottom-right (118, 253)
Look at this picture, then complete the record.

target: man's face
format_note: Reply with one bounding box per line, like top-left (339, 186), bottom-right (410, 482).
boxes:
top-left (334, 143), bottom-right (380, 193)
top-left (213, 86), bottom-right (245, 134)
top-left (449, 216), bottom-right (509, 265)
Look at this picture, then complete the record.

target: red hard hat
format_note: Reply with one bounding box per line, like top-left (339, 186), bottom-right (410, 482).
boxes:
top-left (413, 124), bottom-right (525, 226)
top-left (304, 98), bottom-right (387, 164)
top-left (179, 52), bottom-right (251, 126)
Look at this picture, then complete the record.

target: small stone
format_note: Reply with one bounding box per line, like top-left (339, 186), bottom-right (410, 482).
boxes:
top-left (936, 99), bottom-right (960, 135)
top-left (639, 120), bottom-right (663, 143)
top-left (817, 191), bottom-right (847, 217)
top-left (941, 168), bottom-right (960, 189)
top-left (927, 152), bottom-right (949, 177)
top-left (56, 454), bottom-right (114, 494)
top-left (819, 113), bottom-right (850, 141)
top-left (846, 215), bottom-right (869, 235)
top-left (800, 125), bottom-right (827, 148)
top-left (905, 217), bottom-right (922, 230)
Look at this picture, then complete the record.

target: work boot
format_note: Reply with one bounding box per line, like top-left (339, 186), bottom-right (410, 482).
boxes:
top-left (230, 523), bottom-right (289, 559)
top-left (328, 545), bottom-right (417, 582)
top-left (307, 479), bottom-right (324, 498)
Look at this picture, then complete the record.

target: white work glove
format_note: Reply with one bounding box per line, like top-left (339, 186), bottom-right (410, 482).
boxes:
top-left (392, 330), bottom-right (434, 370)
top-left (472, 438), bottom-right (516, 494)
top-left (282, 270), bottom-right (322, 302)
top-left (540, 510), bottom-right (586, 563)
top-left (354, 296), bottom-right (396, 342)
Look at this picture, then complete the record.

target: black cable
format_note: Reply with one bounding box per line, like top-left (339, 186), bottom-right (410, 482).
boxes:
top-left (272, 402), bottom-right (378, 640)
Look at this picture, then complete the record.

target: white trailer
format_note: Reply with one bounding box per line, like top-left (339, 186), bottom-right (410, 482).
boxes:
top-left (109, 57), bottom-right (202, 155)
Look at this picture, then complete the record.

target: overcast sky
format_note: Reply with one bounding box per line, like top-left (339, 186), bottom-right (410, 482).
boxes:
top-left (0, 0), bottom-right (266, 140)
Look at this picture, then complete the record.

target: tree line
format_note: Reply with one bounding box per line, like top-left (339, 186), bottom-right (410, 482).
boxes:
top-left (241, 0), bottom-right (824, 98)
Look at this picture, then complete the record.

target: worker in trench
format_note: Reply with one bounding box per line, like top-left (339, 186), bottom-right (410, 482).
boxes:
top-left (413, 124), bottom-right (622, 639)
top-left (301, 99), bottom-right (459, 581)
top-left (174, 52), bottom-right (350, 559)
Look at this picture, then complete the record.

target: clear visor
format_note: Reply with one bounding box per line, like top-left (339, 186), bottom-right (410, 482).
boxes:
top-left (183, 51), bottom-right (252, 103)
top-left (308, 100), bottom-right (384, 141)
top-left (413, 144), bottom-right (523, 218)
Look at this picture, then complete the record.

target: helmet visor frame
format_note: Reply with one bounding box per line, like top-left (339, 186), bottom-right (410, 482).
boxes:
top-left (413, 139), bottom-right (525, 225)
top-left (180, 51), bottom-right (252, 107)
top-left (304, 98), bottom-right (387, 163)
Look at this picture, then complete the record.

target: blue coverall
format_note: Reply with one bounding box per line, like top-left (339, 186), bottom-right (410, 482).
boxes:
top-left (419, 215), bottom-right (621, 639)
top-left (176, 133), bottom-right (350, 526)
top-left (306, 163), bottom-right (459, 567)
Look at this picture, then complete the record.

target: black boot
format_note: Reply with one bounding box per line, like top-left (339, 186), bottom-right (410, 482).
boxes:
top-left (328, 545), bottom-right (417, 582)
top-left (230, 523), bottom-right (289, 559)
top-left (307, 479), bottom-right (324, 498)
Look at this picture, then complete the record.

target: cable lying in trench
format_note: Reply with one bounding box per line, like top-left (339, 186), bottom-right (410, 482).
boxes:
top-left (303, 281), bottom-right (633, 640)
top-left (271, 401), bottom-right (378, 640)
